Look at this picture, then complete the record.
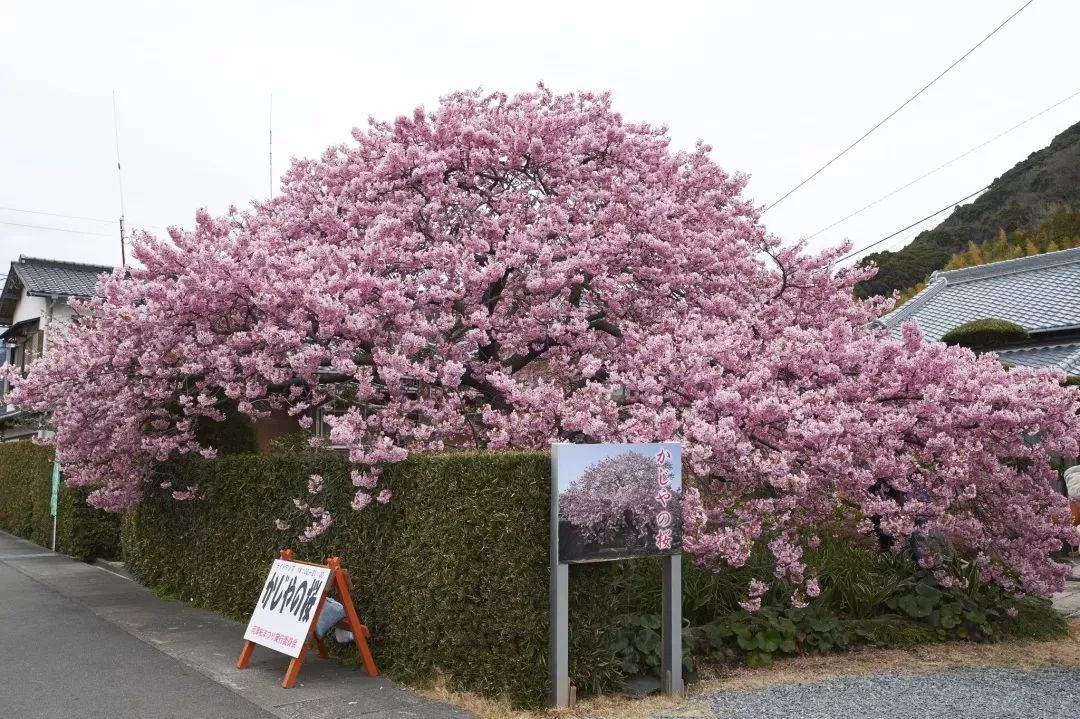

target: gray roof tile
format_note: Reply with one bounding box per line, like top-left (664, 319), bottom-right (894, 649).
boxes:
top-left (11, 256), bottom-right (113, 298)
top-left (996, 343), bottom-right (1080, 374)
top-left (880, 247), bottom-right (1080, 342)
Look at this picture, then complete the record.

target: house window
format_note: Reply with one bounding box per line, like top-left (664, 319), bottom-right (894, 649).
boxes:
top-left (314, 405), bottom-right (348, 449)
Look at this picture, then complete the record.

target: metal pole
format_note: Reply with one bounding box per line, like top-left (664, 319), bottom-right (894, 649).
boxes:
top-left (112, 91), bottom-right (127, 268)
top-left (550, 444), bottom-right (570, 708)
top-left (51, 513), bottom-right (57, 553)
top-left (661, 553), bottom-right (684, 697)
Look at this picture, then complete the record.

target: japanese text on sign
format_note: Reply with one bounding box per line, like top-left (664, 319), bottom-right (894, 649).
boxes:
top-left (243, 559), bottom-right (332, 658)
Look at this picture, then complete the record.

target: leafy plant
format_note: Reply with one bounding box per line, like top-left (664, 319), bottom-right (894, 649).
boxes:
top-left (612, 613), bottom-right (695, 676)
top-left (611, 541), bottom-right (1067, 675)
top-left (941, 319), bottom-right (1030, 350)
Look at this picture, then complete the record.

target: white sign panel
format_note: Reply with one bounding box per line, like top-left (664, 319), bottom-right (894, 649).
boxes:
top-left (243, 559), bottom-right (333, 658)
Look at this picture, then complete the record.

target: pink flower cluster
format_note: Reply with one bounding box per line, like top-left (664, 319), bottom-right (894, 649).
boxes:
top-left (7, 86), bottom-right (1079, 598)
top-left (560, 451), bottom-right (680, 544)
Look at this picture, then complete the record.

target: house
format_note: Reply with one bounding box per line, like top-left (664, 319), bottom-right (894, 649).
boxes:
top-left (876, 246), bottom-right (1080, 375)
top-left (0, 256), bottom-right (114, 441)
top-left (0, 254), bottom-right (322, 449)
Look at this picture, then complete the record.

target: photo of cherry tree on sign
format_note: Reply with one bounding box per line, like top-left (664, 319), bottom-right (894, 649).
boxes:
top-left (556, 443), bottom-right (681, 563)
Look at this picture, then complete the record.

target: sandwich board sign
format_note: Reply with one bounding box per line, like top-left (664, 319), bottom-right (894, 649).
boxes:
top-left (243, 557), bottom-right (332, 658)
top-left (238, 550), bottom-right (379, 688)
top-left (550, 443), bottom-right (683, 707)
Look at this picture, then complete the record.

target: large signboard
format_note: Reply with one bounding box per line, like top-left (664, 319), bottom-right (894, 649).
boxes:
top-left (554, 442), bottom-right (681, 564)
top-left (243, 559), bottom-right (332, 658)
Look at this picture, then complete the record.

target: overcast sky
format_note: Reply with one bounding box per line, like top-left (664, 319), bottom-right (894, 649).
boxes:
top-left (1, 0), bottom-right (1078, 271)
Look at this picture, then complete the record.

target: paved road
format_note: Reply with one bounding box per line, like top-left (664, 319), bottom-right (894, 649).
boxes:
top-left (0, 551), bottom-right (274, 719)
top-left (0, 531), bottom-right (472, 719)
top-left (691, 666), bottom-right (1080, 719)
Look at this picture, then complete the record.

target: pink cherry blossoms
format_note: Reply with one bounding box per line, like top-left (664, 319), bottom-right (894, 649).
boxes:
top-left (7, 86), bottom-right (1079, 598)
top-left (560, 451), bottom-right (680, 544)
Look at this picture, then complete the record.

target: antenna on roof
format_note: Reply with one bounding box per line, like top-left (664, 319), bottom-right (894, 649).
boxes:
top-left (269, 93), bottom-right (274, 200)
top-left (112, 91), bottom-right (127, 267)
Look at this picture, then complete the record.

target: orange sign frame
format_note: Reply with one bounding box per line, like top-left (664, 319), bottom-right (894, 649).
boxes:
top-left (236, 549), bottom-right (378, 688)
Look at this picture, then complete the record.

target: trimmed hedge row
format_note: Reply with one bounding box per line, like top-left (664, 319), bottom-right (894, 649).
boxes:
top-left (0, 440), bottom-right (48, 538)
top-left (123, 450), bottom-right (621, 708)
top-left (941, 318), bottom-right (1030, 349)
top-left (119, 447), bottom-right (1068, 708)
top-left (0, 440), bottom-right (122, 560)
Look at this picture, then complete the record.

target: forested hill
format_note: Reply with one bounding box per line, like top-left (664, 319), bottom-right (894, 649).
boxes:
top-left (854, 118), bottom-right (1080, 299)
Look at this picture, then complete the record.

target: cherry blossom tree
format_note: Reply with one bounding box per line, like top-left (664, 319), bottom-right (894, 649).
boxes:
top-left (559, 451), bottom-right (680, 545)
top-left (7, 86), bottom-right (1079, 601)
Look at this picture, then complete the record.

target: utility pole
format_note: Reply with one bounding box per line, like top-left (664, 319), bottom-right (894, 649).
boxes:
top-left (118, 217), bottom-right (126, 266)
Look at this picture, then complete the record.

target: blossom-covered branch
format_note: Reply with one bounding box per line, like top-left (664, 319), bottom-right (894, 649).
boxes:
top-left (7, 86), bottom-right (1078, 599)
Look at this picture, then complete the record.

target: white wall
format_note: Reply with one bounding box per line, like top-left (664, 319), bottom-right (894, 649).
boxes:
top-left (42, 301), bottom-right (77, 353)
top-left (11, 290), bottom-right (46, 325)
top-left (3, 294), bottom-right (82, 410)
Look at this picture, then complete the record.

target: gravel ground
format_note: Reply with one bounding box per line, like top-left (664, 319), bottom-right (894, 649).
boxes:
top-left (688, 667), bottom-right (1080, 719)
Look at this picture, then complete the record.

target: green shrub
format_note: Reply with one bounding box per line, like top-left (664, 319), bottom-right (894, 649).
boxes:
top-left (121, 449), bottom-right (1069, 704)
top-left (123, 450), bottom-right (620, 709)
top-left (611, 536), bottom-right (1067, 673)
top-left (193, 402), bottom-right (258, 455)
top-left (0, 441), bottom-right (121, 560)
top-left (57, 484), bottom-right (123, 561)
top-left (0, 441), bottom-right (50, 538)
top-left (30, 450), bottom-right (55, 547)
top-left (941, 318), bottom-right (1029, 349)
top-left (1000, 596), bottom-right (1067, 640)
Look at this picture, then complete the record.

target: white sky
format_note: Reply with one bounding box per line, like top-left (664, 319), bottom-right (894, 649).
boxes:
top-left (1, 0), bottom-right (1078, 270)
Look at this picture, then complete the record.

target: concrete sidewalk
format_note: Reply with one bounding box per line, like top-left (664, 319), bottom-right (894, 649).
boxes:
top-left (0, 531), bottom-right (474, 719)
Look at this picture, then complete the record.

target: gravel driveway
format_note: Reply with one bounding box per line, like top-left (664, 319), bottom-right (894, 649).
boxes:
top-left (686, 667), bottom-right (1080, 719)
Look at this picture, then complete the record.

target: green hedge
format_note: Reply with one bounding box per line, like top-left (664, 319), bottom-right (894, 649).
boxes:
top-left (0, 441), bottom-right (121, 561)
top-left (0, 441), bottom-right (50, 538)
top-left (123, 450), bottom-right (620, 708)
top-left (119, 448), bottom-right (1067, 707)
top-left (941, 318), bottom-right (1029, 349)
top-left (57, 485), bottom-right (124, 561)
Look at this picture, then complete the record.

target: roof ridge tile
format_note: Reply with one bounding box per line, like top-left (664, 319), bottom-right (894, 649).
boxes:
top-left (937, 246), bottom-right (1080, 285)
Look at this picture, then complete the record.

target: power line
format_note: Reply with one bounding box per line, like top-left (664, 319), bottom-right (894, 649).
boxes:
top-left (0, 220), bottom-right (114, 237)
top-left (765, 0), bottom-right (1035, 213)
top-left (0, 206), bottom-right (114, 224)
top-left (808, 85), bottom-right (1080, 240)
top-left (0, 206), bottom-right (163, 230)
top-left (836, 185), bottom-right (990, 263)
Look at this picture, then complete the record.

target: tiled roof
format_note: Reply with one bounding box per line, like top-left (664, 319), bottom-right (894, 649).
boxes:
top-left (0, 255), bottom-right (114, 326)
top-left (996, 343), bottom-right (1080, 375)
top-left (879, 247), bottom-right (1080, 342)
top-left (11, 256), bottom-right (113, 298)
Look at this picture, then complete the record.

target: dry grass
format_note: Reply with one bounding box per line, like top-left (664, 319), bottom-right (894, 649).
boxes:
top-left (416, 621), bottom-right (1080, 719)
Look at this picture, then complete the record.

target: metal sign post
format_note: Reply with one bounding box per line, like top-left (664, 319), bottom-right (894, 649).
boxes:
top-left (50, 461), bottom-right (60, 552)
top-left (549, 443), bottom-right (684, 708)
top-left (549, 443), bottom-right (569, 706)
top-left (661, 553), bottom-right (683, 696)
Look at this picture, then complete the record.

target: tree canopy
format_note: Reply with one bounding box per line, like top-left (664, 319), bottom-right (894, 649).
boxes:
top-left (8, 87), bottom-right (1080, 602)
